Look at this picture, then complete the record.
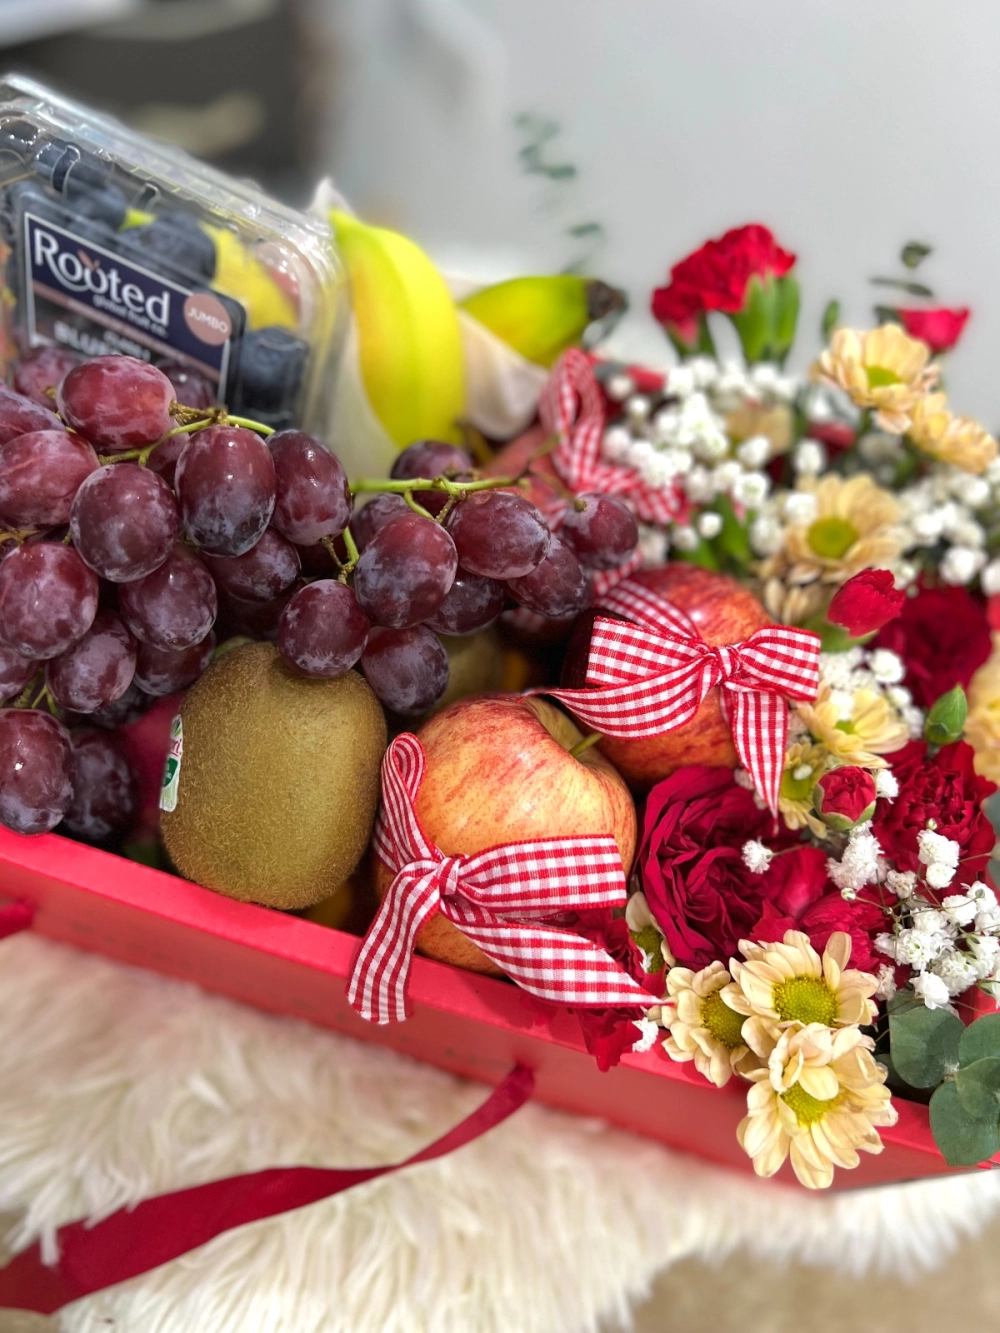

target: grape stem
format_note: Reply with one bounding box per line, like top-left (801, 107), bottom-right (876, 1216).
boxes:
top-left (350, 475), bottom-right (514, 498)
top-left (403, 489), bottom-right (435, 520)
top-left (568, 731), bottom-right (603, 759)
top-left (322, 526), bottom-right (360, 584)
top-left (0, 528), bottom-right (35, 545)
top-left (12, 674), bottom-right (41, 709)
top-left (168, 401), bottom-right (276, 437)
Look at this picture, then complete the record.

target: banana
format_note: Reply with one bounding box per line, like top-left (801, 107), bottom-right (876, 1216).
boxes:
top-left (329, 209), bottom-right (465, 455)
top-left (459, 275), bottom-right (627, 368)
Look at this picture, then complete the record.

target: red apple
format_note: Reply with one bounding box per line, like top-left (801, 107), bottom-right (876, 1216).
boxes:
top-left (374, 694), bottom-right (637, 976)
top-left (563, 563), bottom-right (772, 791)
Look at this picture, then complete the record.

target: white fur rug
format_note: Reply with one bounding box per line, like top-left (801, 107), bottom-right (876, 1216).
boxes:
top-left (2, 934), bottom-right (1000, 1333)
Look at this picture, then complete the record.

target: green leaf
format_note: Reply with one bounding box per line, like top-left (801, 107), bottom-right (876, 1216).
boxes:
top-left (714, 495), bottom-right (752, 569)
top-left (821, 299), bottom-right (840, 341)
top-left (772, 275), bottom-right (800, 359)
top-left (955, 1058), bottom-right (1000, 1120)
top-left (930, 1080), bottom-right (1000, 1167)
top-left (870, 276), bottom-right (935, 298)
top-left (729, 274), bottom-right (777, 364)
top-left (959, 1012), bottom-right (1000, 1066)
top-left (674, 536), bottom-right (719, 571)
top-left (889, 1004), bottom-right (963, 1087)
top-left (901, 241), bottom-right (933, 270)
top-left (924, 685), bottom-right (968, 746)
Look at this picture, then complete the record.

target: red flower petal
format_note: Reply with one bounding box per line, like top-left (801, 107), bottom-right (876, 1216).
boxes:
top-left (827, 569), bottom-right (905, 636)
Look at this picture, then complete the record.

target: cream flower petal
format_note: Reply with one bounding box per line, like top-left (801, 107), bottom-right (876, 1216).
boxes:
top-left (798, 1064), bottom-right (841, 1102)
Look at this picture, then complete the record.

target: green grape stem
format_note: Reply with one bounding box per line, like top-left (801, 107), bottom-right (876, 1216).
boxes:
top-left (350, 475), bottom-right (515, 499)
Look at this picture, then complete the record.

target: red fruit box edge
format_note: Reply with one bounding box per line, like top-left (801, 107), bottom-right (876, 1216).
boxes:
top-left (0, 825), bottom-right (993, 1193)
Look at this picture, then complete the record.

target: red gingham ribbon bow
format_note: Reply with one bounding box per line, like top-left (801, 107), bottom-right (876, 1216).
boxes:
top-left (347, 734), bottom-right (651, 1025)
top-left (546, 579), bottom-right (821, 816)
top-left (540, 348), bottom-right (683, 526)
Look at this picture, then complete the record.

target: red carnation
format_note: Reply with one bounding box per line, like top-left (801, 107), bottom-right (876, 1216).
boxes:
top-left (650, 281), bottom-right (702, 345)
top-left (827, 569), bottom-right (905, 637)
top-left (752, 894), bottom-right (886, 974)
top-left (814, 767), bottom-right (878, 831)
top-left (897, 307), bottom-right (970, 354)
top-left (651, 224), bottom-right (796, 327)
top-left (871, 740), bottom-right (996, 881)
top-left (873, 584), bottom-right (992, 709)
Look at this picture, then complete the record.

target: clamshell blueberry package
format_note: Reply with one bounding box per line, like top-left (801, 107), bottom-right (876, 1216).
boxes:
top-left (0, 75), bottom-right (346, 434)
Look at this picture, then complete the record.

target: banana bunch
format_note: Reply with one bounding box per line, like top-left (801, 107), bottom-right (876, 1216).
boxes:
top-left (323, 198), bottom-right (627, 476)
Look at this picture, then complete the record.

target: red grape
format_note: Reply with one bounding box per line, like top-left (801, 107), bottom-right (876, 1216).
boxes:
top-left (447, 491), bottom-right (550, 579)
top-left (0, 384), bottom-right (63, 445)
top-left (63, 727), bottom-right (136, 842)
top-left (58, 356), bottom-right (175, 450)
top-left (13, 345), bottom-right (81, 406)
top-left (296, 538), bottom-right (340, 574)
top-left (561, 494), bottom-right (639, 570)
top-left (71, 464), bottom-right (179, 581)
top-left (85, 680), bottom-right (152, 729)
top-left (134, 633), bottom-right (215, 696)
top-left (361, 625), bottom-right (449, 715)
top-left (155, 358), bottom-right (216, 411)
top-left (278, 580), bottom-right (370, 677)
top-left (424, 569), bottom-right (505, 635)
top-left (390, 440), bottom-right (473, 516)
top-left (0, 708), bottom-right (73, 834)
top-left (0, 429), bottom-right (99, 527)
top-left (217, 587), bottom-right (297, 641)
top-left (269, 430), bottom-right (351, 545)
top-left (506, 535), bottom-right (589, 619)
top-left (353, 513), bottom-right (458, 628)
top-left (0, 542), bottom-right (99, 658)
top-left (202, 528), bottom-right (300, 602)
top-left (45, 610), bottom-right (137, 713)
top-left (175, 425), bottom-right (276, 556)
top-left (0, 643), bottom-right (36, 701)
top-left (351, 493), bottom-right (408, 551)
top-left (119, 545), bottom-right (217, 651)
top-left (145, 433), bottom-right (186, 489)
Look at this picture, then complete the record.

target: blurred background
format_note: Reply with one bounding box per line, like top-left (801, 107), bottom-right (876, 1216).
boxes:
top-left (2, 0), bottom-right (997, 420)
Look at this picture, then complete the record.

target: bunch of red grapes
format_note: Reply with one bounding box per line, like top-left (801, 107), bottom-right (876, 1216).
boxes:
top-left (0, 351), bottom-right (639, 841)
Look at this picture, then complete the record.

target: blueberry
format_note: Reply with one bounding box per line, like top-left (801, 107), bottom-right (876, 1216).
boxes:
top-left (120, 213), bottom-right (216, 282)
top-left (231, 325), bottom-right (308, 428)
top-left (64, 171), bottom-right (127, 231)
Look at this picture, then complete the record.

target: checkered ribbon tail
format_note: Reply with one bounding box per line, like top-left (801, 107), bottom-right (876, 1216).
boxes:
top-left (546, 579), bottom-right (821, 816)
top-left (539, 348), bottom-right (682, 526)
top-left (347, 734), bottom-right (650, 1025)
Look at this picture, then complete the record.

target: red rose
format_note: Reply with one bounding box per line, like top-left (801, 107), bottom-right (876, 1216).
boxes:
top-left (827, 569), bottom-right (905, 637)
top-left (813, 767), bottom-right (878, 830)
top-left (871, 740), bottom-right (996, 881)
top-left (873, 584), bottom-right (992, 709)
top-left (752, 894), bottom-right (886, 973)
top-left (897, 307), bottom-right (970, 354)
top-left (651, 224), bottom-right (796, 327)
top-left (636, 767), bottom-right (819, 969)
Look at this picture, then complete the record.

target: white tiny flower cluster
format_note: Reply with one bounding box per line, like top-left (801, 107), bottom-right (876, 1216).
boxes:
top-left (816, 646), bottom-right (924, 738)
top-left (741, 839), bottom-right (774, 874)
top-left (917, 829), bottom-right (961, 889)
top-left (826, 824), bottom-right (882, 895)
top-left (895, 468), bottom-right (996, 588)
top-left (876, 882), bottom-right (1000, 1009)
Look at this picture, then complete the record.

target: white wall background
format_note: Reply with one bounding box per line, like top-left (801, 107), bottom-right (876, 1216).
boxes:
top-left (321, 0), bottom-right (1000, 422)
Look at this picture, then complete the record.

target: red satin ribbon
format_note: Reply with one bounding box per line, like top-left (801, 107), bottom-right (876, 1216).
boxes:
top-left (0, 898), bottom-right (34, 939)
top-left (0, 1064), bottom-right (535, 1314)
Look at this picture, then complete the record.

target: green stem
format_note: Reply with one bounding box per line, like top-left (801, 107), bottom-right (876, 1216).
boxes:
top-left (350, 475), bottom-right (514, 497)
top-left (403, 489), bottom-right (434, 520)
top-left (569, 731), bottom-right (603, 759)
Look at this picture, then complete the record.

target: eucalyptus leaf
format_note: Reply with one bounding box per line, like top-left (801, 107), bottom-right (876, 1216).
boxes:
top-left (821, 299), bottom-right (840, 341)
top-left (901, 241), bottom-right (932, 269)
top-left (870, 276), bottom-right (935, 298)
top-left (889, 1004), bottom-right (963, 1088)
top-left (955, 1058), bottom-right (1000, 1120)
top-left (930, 1081), bottom-right (1000, 1167)
top-left (959, 1012), bottom-right (1000, 1067)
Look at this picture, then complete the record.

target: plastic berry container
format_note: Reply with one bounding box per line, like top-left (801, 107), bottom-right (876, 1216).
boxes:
top-left (0, 73), bottom-right (346, 434)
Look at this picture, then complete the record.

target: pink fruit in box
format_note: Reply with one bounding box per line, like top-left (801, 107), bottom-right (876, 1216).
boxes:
top-left (563, 563), bottom-right (772, 790)
top-left (374, 694), bottom-right (636, 976)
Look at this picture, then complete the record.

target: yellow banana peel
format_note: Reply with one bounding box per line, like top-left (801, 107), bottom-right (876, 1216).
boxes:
top-left (460, 274), bottom-right (626, 368)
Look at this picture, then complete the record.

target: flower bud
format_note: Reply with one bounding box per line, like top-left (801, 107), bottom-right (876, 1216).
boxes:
top-left (812, 766), bottom-right (877, 831)
top-left (924, 685), bottom-right (968, 746)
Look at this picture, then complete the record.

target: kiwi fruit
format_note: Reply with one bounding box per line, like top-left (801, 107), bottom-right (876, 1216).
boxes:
top-left (161, 642), bottom-right (387, 909)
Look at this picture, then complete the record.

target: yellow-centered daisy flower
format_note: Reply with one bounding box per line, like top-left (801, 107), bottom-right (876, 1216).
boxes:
top-left (779, 740), bottom-right (831, 838)
top-left (795, 684), bottom-right (910, 768)
top-left (661, 961), bottom-right (754, 1088)
top-left (812, 325), bottom-right (936, 433)
top-left (909, 393), bottom-right (998, 475)
top-left (737, 1023), bottom-right (897, 1189)
top-left (723, 930), bottom-right (878, 1043)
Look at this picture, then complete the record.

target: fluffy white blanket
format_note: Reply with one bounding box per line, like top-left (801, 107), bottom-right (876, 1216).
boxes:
top-left (1, 934), bottom-right (998, 1333)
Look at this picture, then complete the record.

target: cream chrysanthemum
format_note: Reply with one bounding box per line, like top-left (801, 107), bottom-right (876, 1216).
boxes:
top-left (737, 1022), bottom-right (897, 1189)
top-left (723, 930), bottom-right (878, 1044)
top-left (966, 635), bottom-right (1000, 783)
top-left (794, 684), bottom-right (910, 768)
top-left (661, 961), bottom-right (754, 1088)
top-left (812, 325), bottom-right (936, 433)
top-left (759, 475), bottom-right (902, 625)
top-left (908, 393), bottom-right (998, 475)
top-left (779, 741), bottom-right (831, 838)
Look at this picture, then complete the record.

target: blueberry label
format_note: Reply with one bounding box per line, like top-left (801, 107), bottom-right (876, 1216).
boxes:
top-left (22, 213), bottom-right (231, 394)
top-left (160, 715), bottom-right (183, 813)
